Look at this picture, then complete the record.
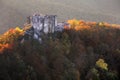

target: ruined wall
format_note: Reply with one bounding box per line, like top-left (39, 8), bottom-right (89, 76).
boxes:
top-left (25, 14), bottom-right (69, 42)
top-left (29, 14), bottom-right (57, 34)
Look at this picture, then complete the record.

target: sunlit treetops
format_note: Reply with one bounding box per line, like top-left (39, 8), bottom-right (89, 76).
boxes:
top-left (66, 19), bottom-right (91, 30)
top-left (65, 19), bottom-right (120, 30)
top-left (0, 27), bottom-right (24, 54)
top-left (0, 27), bottom-right (24, 43)
top-left (96, 59), bottom-right (108, 70)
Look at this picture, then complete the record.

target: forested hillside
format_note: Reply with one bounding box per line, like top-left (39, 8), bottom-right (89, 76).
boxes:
top-left (0, 19), bottom-right (120, 80)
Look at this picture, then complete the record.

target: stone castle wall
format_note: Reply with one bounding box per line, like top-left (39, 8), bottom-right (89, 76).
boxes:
top-left (25, 14), bottom-right (69, 42)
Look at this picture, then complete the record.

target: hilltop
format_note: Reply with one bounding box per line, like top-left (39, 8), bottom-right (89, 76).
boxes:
top-left (0, 19), bottom-right (120, 80)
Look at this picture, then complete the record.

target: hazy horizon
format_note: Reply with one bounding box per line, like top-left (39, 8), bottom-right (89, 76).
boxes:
top-left (0, 0), bottom-right (120, 33)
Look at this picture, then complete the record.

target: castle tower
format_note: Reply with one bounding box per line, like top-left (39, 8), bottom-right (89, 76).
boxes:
top-left (29, 14), bottom-right (57, 34)
top-left (31, 14), bottom-right (44, 32)
top-left (44, 15), bottom-right (57, 33)
top-left (49, 15), bottom-right (57, 33)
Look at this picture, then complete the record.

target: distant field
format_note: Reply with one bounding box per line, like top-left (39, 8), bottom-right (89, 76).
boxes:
top-left (0, 0), bottom-right (120, 33)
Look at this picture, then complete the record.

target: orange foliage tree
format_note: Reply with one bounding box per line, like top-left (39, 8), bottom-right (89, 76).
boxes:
top-left (0, 27), bottom-right (24, 54)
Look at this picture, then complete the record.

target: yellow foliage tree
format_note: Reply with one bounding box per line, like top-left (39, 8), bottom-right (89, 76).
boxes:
top-left (96, 59), bottom-right (108, 70)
